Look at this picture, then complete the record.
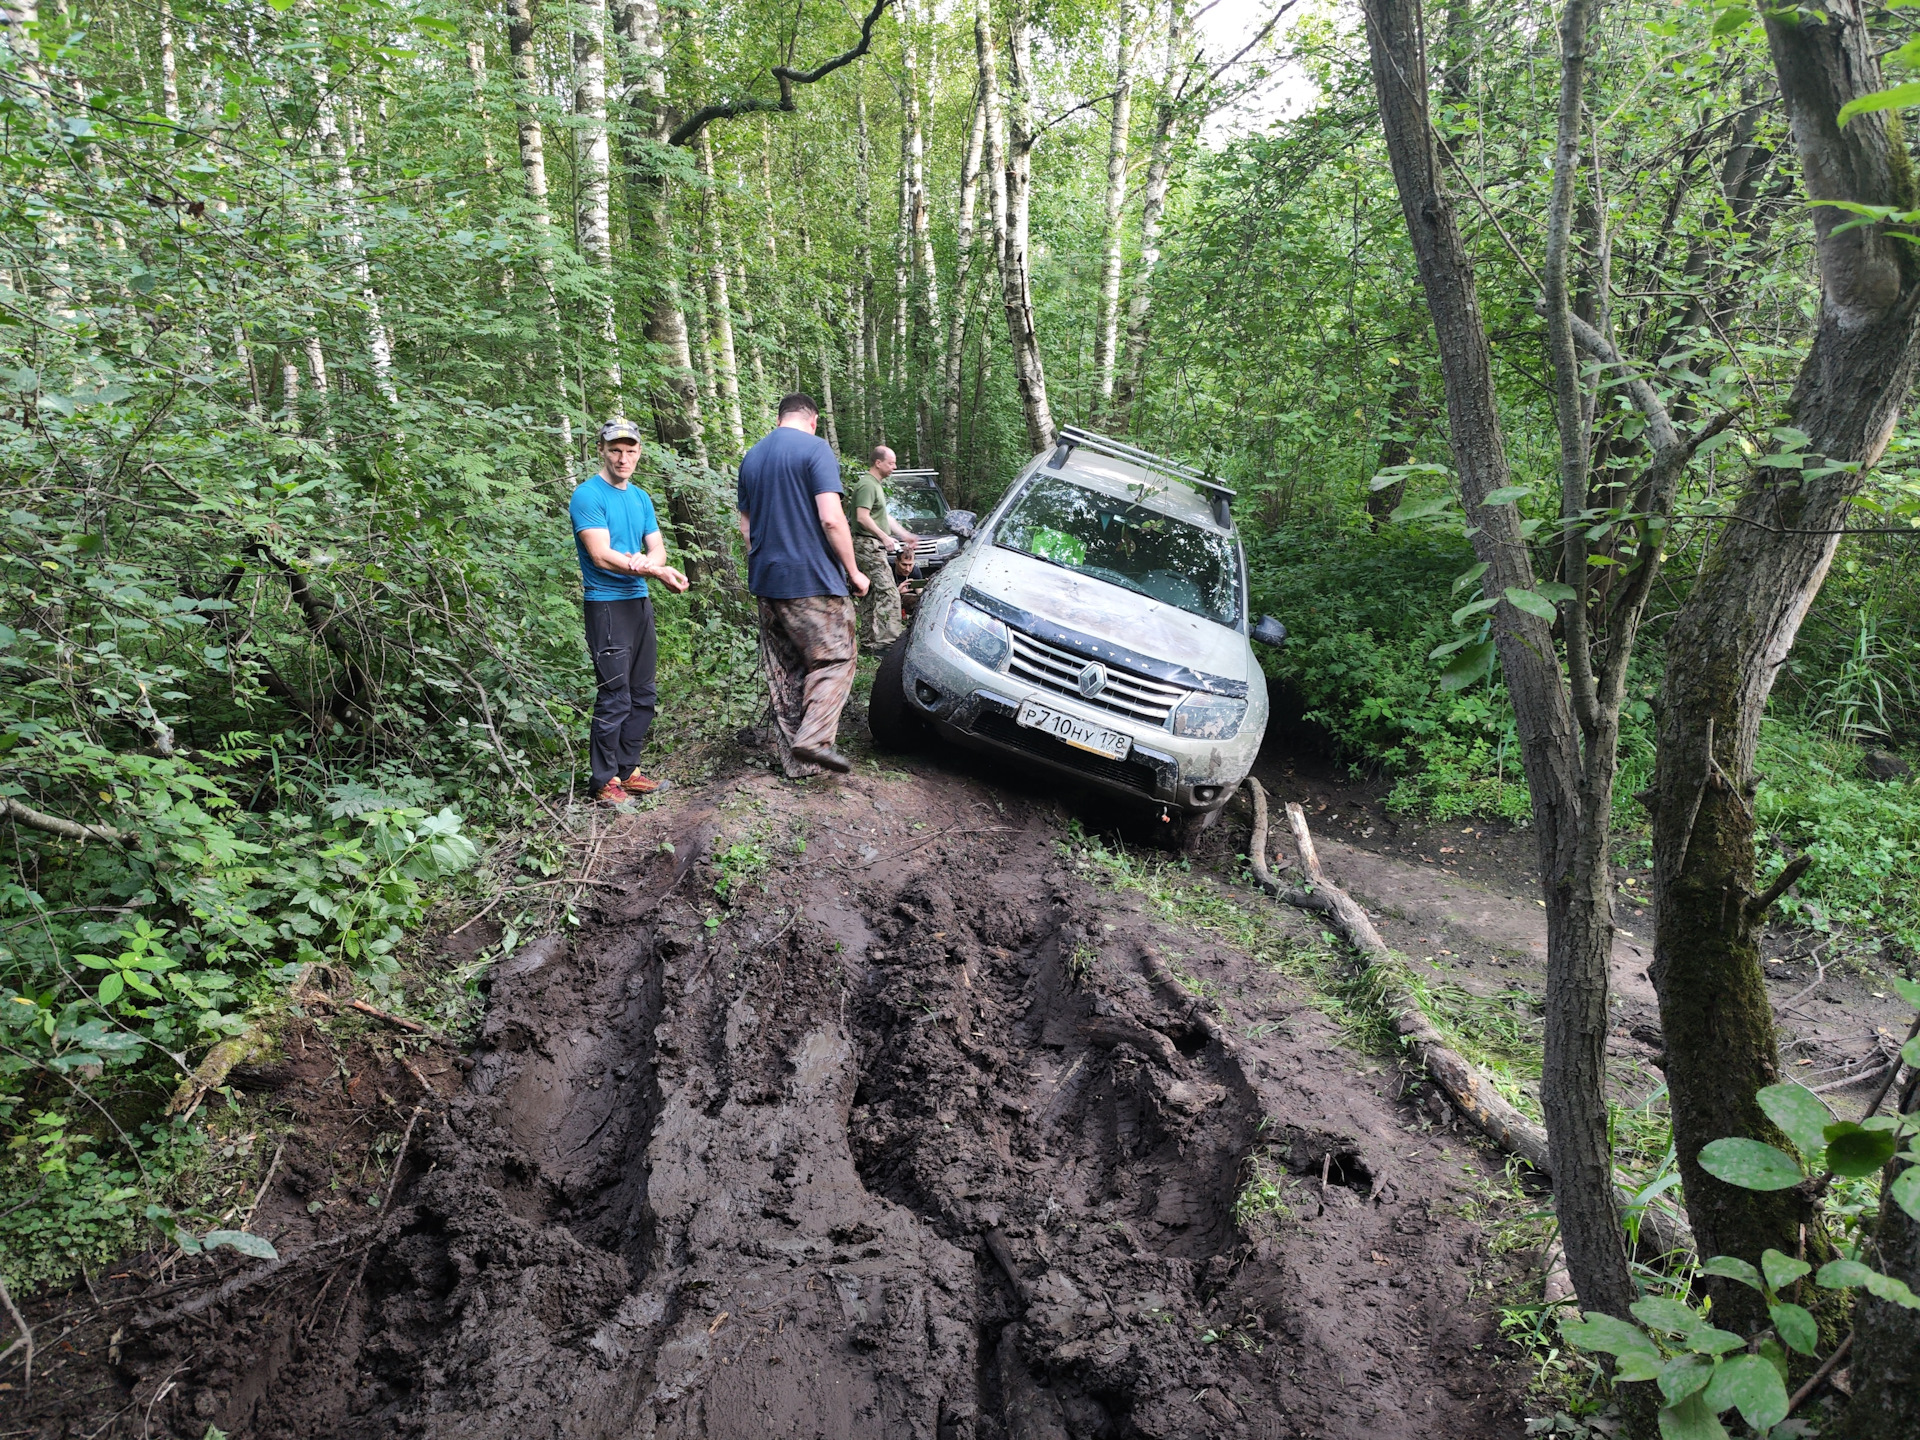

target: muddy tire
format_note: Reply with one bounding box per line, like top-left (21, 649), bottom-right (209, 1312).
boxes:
top-left (867, 636), bottom-right (922, 753)
top-left (1164, 805), bottom-right (1219, 853)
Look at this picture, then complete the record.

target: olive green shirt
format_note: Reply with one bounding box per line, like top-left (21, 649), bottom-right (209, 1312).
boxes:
top-left (846, 469), bottom-right (892, 537)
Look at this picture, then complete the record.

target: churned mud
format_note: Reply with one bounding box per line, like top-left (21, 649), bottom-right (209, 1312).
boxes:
top-left (17, 759), bottom-right (1535, 1438)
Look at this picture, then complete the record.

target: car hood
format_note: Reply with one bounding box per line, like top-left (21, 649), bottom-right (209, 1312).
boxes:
top-left (961, 545), bottom-right (1253, 683)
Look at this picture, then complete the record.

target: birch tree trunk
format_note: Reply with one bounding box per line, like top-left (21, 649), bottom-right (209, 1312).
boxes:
top-left (1113, 0), bottom-right (1187, 430)
top-left (891, 121), bottom-right (912, 406)
top-left (1090, 0), bottom-right (1136, 426)
top-left (856, 89), bottom-right (881, 446)
top-left (573, 0), bottom-right (622, 417)
top-left (612, 0), bottom-right (707, 466)
top-left (695, 128), bottom-right (745, 454)
top-left (158, 1), bottom-right (180, 123)
top-left (466, 33), bottom-right (497, 174)
top-left (999, 0), bottom-right (1055, 452)
top-left (792, 159), bottom-right (842, 452)
top-left (314, 73), bottom-right (397, 404)
top-left (507, 0), bottom-right (576, 462)
top-left (939, 86), bottom-right (987, 476)
top-left (1648, 0), bottom-right (1920, 1356)
top-left (999, 3), bottom-right (1053, 448)
top-left (902, 0), bottom-right (938, 458)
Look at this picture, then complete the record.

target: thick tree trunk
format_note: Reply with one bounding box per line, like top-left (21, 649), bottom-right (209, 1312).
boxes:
top-left (158, 1), bottom-right (180, 123)
top-left (1000, 0), bottom-right (1055, 452)
top-left (508, 0), bottom-right (576, 462)
top-left (573, 0), bottom-right (622, 417)
top-left (1113, 0), bottom-right (1186, 430)
top-left (1090, 0), bottom-right (1136, 425)
top-left (1650, 0), bottom-right (1920, 1350)
top-left (1361, 0), bottom-right (1634, 1321)
top-left (314, 76), bottom-right (396, 404)
top-left (940, 87), bottom-right (987, 477)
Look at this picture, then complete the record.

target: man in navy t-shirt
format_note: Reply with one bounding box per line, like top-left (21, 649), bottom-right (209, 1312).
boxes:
top-left (571, 419), bottom-right (690, 804)
top-left (736, 393), bottom-right (869, 777)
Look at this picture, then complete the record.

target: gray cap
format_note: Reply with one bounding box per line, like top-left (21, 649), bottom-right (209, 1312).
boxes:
top-left (599, 418), bottom-right (644, 445)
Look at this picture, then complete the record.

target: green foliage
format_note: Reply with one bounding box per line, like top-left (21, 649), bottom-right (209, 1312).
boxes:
top-left (710, 840), bottom-right (769, 901)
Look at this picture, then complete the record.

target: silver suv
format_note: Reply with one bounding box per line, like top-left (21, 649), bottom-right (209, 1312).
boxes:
top-left (869, 427), bottom-right (1285, 842)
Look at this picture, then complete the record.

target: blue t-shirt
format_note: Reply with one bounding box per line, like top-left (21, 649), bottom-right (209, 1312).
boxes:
top-left (569, 474), bottom-right (661, 601)
top-left (735, 427), bottom-right (848, 599)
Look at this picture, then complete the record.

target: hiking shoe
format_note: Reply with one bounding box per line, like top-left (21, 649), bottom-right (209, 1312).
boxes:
top-left (791, 744), bottom-right (853, 774)
top-left (593, 778), bottom-right (630, 806)
top-left (622, 768), bottom-right (670, 796)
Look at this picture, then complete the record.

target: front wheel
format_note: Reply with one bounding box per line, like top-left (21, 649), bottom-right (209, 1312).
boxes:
top-left (1163, 805), bottom-right (1220, 854)
top-left (867, 636), bottom-right (923, 753)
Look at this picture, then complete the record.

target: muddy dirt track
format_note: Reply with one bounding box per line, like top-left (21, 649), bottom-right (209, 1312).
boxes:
top-left (23, 758), bottom-right (1538, 1439)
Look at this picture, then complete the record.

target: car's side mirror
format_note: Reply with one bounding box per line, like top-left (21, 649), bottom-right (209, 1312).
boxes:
top-left (1251, 615), bottom-right (1287, 647)
top-left (946, 510), bottom-right (976, 539)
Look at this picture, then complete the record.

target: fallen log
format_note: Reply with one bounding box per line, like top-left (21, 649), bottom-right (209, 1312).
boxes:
top-left (1239, 777), bottom-right (1691, 1260)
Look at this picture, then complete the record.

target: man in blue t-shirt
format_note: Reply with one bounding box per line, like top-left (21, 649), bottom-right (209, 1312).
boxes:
top-left (570, 419), bottom-right (690, 804)
top-left (736, 393), bottom-right (869, 777)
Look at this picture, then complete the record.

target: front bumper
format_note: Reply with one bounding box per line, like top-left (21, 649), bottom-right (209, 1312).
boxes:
top-left (901, 620), bottom-right (1257, 812)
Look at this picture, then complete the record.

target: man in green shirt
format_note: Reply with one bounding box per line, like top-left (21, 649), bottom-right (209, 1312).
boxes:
top-left (848, 444), bottom-right (917, 649)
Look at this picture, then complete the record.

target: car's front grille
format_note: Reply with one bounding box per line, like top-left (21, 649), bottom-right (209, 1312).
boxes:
top-left (1007, 630), bottom-right (1186, 726)
top-left (970, 712), bottom-right (1163, 794)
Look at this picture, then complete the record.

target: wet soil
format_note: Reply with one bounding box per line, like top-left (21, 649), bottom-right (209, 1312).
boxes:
top-left (11, 756), bottom-right (1534, 1439)
top-left (1252, 748), bottom-right (1919, 1123)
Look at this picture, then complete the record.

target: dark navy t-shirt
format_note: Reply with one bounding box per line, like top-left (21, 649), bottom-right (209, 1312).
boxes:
top-left (736, 426), bottom-right (848, 599)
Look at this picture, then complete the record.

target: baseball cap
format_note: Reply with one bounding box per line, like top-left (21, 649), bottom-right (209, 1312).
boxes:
top-left (599, 418), bottom-right (644, 445)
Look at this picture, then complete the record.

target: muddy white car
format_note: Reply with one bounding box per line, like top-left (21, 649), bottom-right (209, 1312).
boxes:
top-left (870, 426), bottom-right (1285, 842)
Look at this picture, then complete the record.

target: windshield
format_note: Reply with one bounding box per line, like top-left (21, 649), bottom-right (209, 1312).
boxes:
top-left (993, 474), bottom-right (1241, 626)
top-left (889, 487), bottom-right (947, 529)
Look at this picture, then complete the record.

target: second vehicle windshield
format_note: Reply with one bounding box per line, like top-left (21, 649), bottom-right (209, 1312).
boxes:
top-left (888, 488), bottom-right (947, 531)
top-left (994, 474), bottom-right (1241, 626)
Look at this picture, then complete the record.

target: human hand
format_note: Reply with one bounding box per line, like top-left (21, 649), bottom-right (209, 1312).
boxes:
top-left (850, 570), bottom-right (871, 597)
top-left (659, 565), bottom-right (690, 593)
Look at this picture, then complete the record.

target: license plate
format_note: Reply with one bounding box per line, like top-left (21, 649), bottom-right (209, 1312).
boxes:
top-left (1015, 699), bottom-right (1131, 760)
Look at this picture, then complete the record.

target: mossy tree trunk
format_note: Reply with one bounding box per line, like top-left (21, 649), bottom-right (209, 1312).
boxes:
top-left (1648, 0), bottom-right (1920, 1349)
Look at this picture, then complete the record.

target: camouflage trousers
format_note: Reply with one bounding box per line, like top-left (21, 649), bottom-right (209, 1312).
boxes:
top-left (852, 536), bottom-right (905, 650)
top-left (756, 594), bottom-right (857, 778)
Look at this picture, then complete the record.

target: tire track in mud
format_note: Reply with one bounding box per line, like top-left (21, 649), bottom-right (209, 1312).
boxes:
top-left (113, 769), bottom-right (1529, 1439)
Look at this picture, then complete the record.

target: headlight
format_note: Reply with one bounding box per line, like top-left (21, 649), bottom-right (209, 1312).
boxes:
top-left (943, 598), bottom-right (1011, 670)
top-left (933, 535), bottom-right (958, 557)
top-left (1171, 691), bottom-right (1247, 740)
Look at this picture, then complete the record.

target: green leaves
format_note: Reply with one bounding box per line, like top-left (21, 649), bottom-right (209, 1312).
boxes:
top-left (201, 1229), bottom-right (278, 1260)
top-left (1823, 1121), bottom-right (1898, 1178)
top-left (1503, 587), bottom-right (1559, 621)
top-left (1755, 1081), bottom-right (1833, 1159)
top-left (1656, 1390), bottom-right (1728, 1440)
top-left (1697, 1137), bottom-right (1803, 1190)
top-left (1438, 640), bottom-right (1497, 693)
top-left (1769, 1302), bottom-right (1817, 1357)
top-left (1698, 1255), bottom-right (1761, 1291)
top-left (1702, 1353), bottom-right (1788, 1434)
top-left (1761, 1249), bottom-right (1811, 1292)
top-left (1838, 81), bottom-right (1920, 128)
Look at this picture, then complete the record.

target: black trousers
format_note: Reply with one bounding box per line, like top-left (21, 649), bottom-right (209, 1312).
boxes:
top-left (584, 597), bottom-right (658, 789)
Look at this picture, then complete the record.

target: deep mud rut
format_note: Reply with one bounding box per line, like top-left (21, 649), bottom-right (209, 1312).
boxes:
top-left (29, 762), bottom-right (1535, 1439)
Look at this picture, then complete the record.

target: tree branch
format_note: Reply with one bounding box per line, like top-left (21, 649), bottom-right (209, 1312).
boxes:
top-left (668, 0), bottom-right (893, 147)
top-left (2, 797), bottom-right (129, 847)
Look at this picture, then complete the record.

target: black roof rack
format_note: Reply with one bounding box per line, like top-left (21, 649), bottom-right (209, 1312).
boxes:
top-left (1045, 425), bottom-right (1235, 526)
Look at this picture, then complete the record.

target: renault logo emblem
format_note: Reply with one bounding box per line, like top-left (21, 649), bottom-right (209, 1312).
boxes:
top-left (1076, 662), bottom-right (1108, 698)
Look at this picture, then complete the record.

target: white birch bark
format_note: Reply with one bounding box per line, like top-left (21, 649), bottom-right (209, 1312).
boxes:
top-left (1114, 0), bottom-right (1188, 428)
top-left (1090, 0), bottom-right (1136, 423)
top-left (902, 0), bottom-right (939, 431)
top-left (695, 128), bottom-right (744, 453)
top-left (466, 35), bottom-right (497, 174)
top-left (613, 0), bottom-right (706, 465)
top-left (855, 90), bottom-right (879, 445)
top-left (573, 0), bottom-right (622, 415)
top-left (314, 73), bottom-right (396, 402)
top-left (506, 0), bottom-right (575, 460)
top-left (1000, 0), bottom-right (1055, 451)
top-left (158, 1), bottom-right (180, 123)
top-left (940, 86), bottom-right (987, 473)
